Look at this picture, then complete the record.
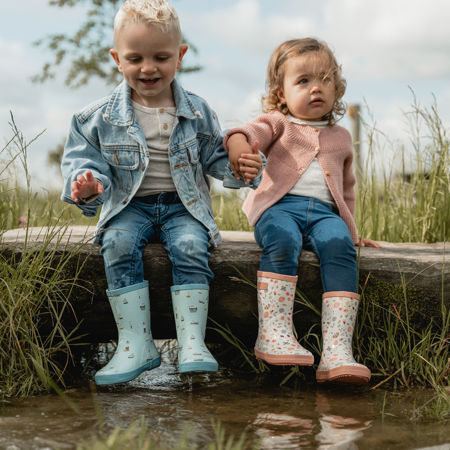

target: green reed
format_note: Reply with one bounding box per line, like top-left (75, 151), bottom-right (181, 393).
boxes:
top-left (0, 115), bottom-right (90, 399)
top-left (356, 95), bottom-right (448, 243)
top-left (77, 418), bottom-right (253, 450)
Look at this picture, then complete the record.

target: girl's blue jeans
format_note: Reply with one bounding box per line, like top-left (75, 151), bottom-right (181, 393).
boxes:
top-left (254, 195), bottom-right (358, 292)
top-left (100, 192), bottom-right (213, 291)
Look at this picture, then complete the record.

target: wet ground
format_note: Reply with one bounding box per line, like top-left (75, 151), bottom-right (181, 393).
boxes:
top-left (0, 350), bottom-right (449, 449)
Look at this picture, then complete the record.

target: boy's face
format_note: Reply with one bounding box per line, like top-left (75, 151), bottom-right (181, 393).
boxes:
top-left (278, 52), bottom-right (336, 121)
top-left (110, 22), bottom-right (187, 108)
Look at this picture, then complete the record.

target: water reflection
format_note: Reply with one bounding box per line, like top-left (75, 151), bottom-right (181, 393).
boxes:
top-left (315, 392), bottom-right (372, 449)
top-left (0, 356), bottom-right (448, 449)
top-left (251, 391), bottom-right (372, 449)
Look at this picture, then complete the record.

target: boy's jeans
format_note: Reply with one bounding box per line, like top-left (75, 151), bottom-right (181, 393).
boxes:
top-left (254, 195), bottom-right (358, 292)
top-left (100, 192), bottom-right (213, 291)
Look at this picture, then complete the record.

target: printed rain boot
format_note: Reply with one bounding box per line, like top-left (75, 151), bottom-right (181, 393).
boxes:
top-left (171, 284), bottom-right (219, 373)
top-left (316, 292), bottom-right (371, 384)
top-left (254, 271), bottom-right (314, 365)
top-left (94, 281), bottom-right (161, 385)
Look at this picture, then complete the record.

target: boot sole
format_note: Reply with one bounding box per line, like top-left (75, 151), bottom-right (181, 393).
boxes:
top-left (179, 360), bottom-right (218, 373)
top-left (94, 356), bottom-right (162, 385)
top-left (316, 365), bottom-right (371, 384)
top-left (254, 348), bottom-right (314, 366)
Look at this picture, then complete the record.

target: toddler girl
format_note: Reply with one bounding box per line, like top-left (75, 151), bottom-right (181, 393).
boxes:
top-left (225, 38), bottom-right (380, 384)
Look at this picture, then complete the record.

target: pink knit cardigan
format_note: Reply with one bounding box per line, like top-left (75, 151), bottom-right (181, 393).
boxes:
top-left (224, 111), bottom-right (359, 243)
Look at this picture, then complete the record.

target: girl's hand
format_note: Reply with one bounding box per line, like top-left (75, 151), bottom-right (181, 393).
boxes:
top-left (239, 141), bottom-right (262, 184)
top-left (227, 133), bottom-right (252, 179)
top-left (71, 170), bottom-right (104, 203)
top-left (357, 238), bottom-right (382, 248)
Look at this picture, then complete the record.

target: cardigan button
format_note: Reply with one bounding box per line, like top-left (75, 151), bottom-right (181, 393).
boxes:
top-left (315, 146), bottom-right (320, 152)
top-left (324, 170), bottom-right (330, 176)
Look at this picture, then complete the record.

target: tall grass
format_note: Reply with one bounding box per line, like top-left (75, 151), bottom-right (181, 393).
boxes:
top-left (0, 115), bottom-right (90, 399)
top-left (356, 96), bottom-right (449, 243)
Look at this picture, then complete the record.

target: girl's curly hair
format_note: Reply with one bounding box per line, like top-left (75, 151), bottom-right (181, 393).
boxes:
top-left (262, 38), bottom-right (346, 125)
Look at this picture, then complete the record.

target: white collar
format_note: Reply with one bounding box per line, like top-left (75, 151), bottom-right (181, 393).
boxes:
top-left (287, 114), bottom-right (328, 128)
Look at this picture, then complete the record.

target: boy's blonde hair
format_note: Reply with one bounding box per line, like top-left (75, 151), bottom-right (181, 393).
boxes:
top-left (263, 38), bottom-right (346, 125)
top-left (114, 0), bottom-right (182, 43)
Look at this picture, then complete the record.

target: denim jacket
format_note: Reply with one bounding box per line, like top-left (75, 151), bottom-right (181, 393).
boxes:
top-left (61, 79), bottom-right (252, 246)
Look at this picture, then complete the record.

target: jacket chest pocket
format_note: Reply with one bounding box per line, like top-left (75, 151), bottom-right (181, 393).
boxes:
top-left (101, 143), bottom-right (140, 193)
top-left (101, 144), bottom-right (140, 169)
top-left (171, 142), bottom-right (200, 170)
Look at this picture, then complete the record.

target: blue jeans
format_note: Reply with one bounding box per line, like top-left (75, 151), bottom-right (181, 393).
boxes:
top-left (254, 195), bottom-right (357, 292)
top-left (100, 192), bottom-right (213, 290)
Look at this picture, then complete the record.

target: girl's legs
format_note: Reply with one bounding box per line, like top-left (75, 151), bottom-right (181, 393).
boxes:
top-left (304, 200), bottom-right (370, 383)
top-left (305, 202), bottom-right (357, 293)
top-left (253, 197), bottom-right (313, 365)
top-left (254, 199), bottom-right (303, 275)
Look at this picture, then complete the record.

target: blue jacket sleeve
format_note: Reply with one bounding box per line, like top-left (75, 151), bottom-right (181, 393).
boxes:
top-left (60, 115), bottom-right (113, 217)
top-left (196, 106), bottom-right (262, 189)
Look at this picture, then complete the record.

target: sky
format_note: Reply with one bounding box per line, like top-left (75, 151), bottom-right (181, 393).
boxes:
top-left (1, 0), bottom-right (449, 191)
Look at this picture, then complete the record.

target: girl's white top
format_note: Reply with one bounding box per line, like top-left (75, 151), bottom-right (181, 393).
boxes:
top-left (287, 115), bottom-right (335, 205)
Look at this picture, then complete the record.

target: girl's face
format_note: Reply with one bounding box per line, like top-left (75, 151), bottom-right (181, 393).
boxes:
top-left (278, 52), bottom-right (336, 121)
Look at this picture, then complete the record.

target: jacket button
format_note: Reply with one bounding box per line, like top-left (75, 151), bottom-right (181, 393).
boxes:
top-left (163, 123), bottom-right (169, 130)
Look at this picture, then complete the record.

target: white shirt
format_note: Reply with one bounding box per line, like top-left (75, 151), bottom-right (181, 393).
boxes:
top-left (133, 102), bottom-right (177, 196)
top-left (287, 115), bottom-right (335, 205)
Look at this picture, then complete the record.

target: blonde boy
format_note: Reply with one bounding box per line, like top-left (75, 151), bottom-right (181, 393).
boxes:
top-left (61, 0), bottom-right (261, 385)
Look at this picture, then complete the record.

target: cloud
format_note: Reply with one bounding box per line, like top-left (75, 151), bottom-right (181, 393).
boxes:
top-left (181, 0), bottom-right (450, 81)
top-left (322, 0), bottom-right (450, 79)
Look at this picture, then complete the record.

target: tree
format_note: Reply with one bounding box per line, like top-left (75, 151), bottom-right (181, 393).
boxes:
top-left (33, 0), bottom-right (201, 89)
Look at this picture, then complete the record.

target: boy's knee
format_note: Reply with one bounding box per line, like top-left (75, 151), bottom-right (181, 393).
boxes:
top-left (172, 234), bottom-right (207, 258)
top-left (101, 229), bottom-right (136, 260)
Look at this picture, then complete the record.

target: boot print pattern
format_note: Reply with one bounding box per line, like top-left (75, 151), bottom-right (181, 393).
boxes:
top-left (95, 282), bottom-right (161, 385)
top-left (171, 285), bottom-right (218, 373)
top-left (255, 272), bottom-right (313, 365)
top-left (317, 293), bottom-right (370, 383)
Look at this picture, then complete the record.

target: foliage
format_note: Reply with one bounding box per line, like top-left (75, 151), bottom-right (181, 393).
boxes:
top-left (33, 0), bottom-right (201, 89)
top-left (356, 95), bottom-right (449, 243)
top-left (0, 116), bottom-right (90, 399)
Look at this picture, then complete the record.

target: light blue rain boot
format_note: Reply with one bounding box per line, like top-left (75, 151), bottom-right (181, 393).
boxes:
top-left (171, 284), bottom-right (219, 373)
top-left (94, 281), bottom-right (161, 385)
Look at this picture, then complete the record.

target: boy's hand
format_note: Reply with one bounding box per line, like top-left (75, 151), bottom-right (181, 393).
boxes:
top-left (227, 133), bottom-right (262, 183)
top-left (71, 170), bottom-right (104, 203)
top-left (357, 238), bottom-right (382, 248)
top-left (239, 141), bottom-right (262, 184)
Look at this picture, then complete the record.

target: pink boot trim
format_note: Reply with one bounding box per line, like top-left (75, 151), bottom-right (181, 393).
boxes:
top-left (257, 270), bottom-right (298, 283)
top-left (316, 364), bottom-right (371, 384)
top-left (255, 348), bottom-right (314, 366)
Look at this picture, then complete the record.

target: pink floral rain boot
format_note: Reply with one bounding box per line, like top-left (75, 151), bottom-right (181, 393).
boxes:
top-left (316, 292), bottom-right (371, 384)
top-left (254, 271), bottom-right (314, 366)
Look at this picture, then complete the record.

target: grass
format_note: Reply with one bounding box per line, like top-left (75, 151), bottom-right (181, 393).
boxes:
top-left (77, 418), bottom-right (253, 450)
top-left (355, 94), bottom-right (449, 243)
top-left (0, 115), bottom-right (91, 399)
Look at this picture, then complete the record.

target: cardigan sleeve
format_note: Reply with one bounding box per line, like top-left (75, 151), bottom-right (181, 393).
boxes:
top-left (223, 113), bottom-right (282, 155)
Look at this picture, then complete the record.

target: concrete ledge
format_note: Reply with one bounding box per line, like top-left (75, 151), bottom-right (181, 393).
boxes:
top-left (1, 226), bottom-right (448, 346)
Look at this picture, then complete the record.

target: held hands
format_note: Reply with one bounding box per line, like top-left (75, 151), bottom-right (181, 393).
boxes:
top-left (228, 133), bottom-right (262, 184)
top-left (71, 170), bottom-right (104, 203)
